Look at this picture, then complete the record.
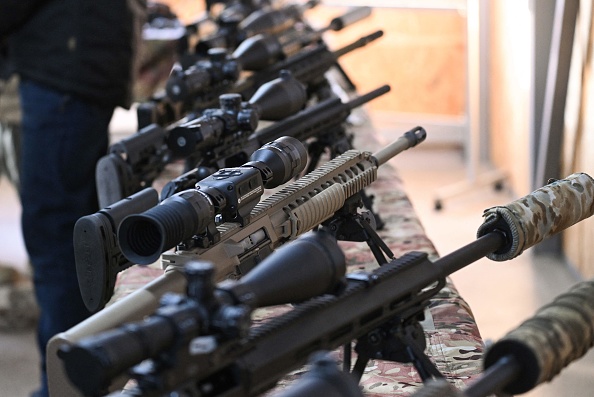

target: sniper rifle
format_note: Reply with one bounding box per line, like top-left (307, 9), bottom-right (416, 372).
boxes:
top-left (78, 135), bottom-right (308, 313)
top-left (96, 70), bottom-right (306, 208)
top-left (138, 29), bottom-right (382, 128)
top-left (58, 172), bottom-right (594, 397)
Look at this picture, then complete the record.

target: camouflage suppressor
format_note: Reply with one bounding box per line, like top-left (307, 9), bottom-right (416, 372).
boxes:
top-left (58, 173), bottom-right (594, 397)
top-left (479, 278), bottom-right (594, 395)
top-left (409, 276), bottom-right (594, 397)
top-left (477, 173), bottom-right (594, 261)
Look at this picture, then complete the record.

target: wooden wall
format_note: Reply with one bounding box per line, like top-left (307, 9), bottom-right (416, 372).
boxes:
top-left (159, 1), bottom-right (467, 116)
top-left (304, 6), bottom-right (466, 115)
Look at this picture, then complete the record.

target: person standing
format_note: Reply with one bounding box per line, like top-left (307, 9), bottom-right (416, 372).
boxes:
top-left (0, 1), bottom-right (146, 395)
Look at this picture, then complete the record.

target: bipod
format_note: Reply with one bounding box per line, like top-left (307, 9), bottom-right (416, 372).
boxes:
top-left (350, 316), bottom-right (444, 383)
top-left (321, 195), bottom-right (393, 266)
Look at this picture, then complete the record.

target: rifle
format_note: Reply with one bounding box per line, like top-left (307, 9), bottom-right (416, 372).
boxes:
top-left (119, 127), bottom-right (426, 274)
top-left (160, 84), bottom-right (391, 199)
top-left (84, 84), bottom-right (390, 313)
top-left (78, 135), bottom-right (308, 313)
top-left (58, 172), bottom-right (594, 397)
top-left (138, 29), bottom-right (383, 128)
top-left (194, 0), bottom-right (320, 56)
top-left (96, 70), bottom-right (306, 208)
top-left (166, 6), bottom-right (372, 104)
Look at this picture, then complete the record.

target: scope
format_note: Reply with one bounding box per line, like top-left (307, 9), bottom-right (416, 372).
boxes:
top-left (166, 70), bottom-right (306, 159)
top-left (118, 136), bottom-right (307, 265)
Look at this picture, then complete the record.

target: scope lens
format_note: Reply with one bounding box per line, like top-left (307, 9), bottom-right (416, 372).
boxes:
top-left (118, 192), bottom-right (213, 265)
top-left (249, 136), bottom-right (307, 188)
top-left (122, 217), bottom-right (163, 258)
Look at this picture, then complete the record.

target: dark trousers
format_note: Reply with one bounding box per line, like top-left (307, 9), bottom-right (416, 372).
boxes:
top-left (18, 78), bottom-right (112, 396)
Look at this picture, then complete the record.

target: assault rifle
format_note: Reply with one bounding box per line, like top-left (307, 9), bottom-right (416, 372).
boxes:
top-left (57, 173), bottom-right (594, 397)
top-left (78, 135), bottom-right (308, 313)
top-left (96, 70), bottom-right (306, 208)
top-left (138, 29), bottom-right (382, 128)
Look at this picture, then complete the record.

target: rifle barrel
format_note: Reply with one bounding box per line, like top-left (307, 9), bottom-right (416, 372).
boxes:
top-left (372, 126), bottom-right (426, 166)
top-left (333, 30), bottom-right (384, 58)
top-left (346, 84), bottom-right (390, 111)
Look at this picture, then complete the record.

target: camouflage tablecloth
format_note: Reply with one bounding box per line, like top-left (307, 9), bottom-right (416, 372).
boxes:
top-left (111, 115), bottom-right (485, 395)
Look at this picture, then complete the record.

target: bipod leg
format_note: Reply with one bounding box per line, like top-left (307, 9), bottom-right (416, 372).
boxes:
top-left (343, 343), bottom-right (352, 372)
top-left (355, 321), bottom-right (444, 384)
top-left (401, 326), bottom-right (443, 382)
top-left (356, 215), bottom-right (393, 265)
top-left (350, 353), bottom-right (371, 383)
top-left (305, 141), bottom-right (326, 175)
top-left (359, 190), bottom-right (385, 231)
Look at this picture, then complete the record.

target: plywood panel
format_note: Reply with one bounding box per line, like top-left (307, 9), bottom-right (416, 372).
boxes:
top-left (157, 1), bottom-right (466, 115)
top-left (305, 6), bottom-right (466, 115)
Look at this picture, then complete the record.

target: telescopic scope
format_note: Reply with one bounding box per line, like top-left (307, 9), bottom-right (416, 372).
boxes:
top-left (166, 70), bottom-right (306, 159)
top-left (118, 136), bottom-right (307, 265)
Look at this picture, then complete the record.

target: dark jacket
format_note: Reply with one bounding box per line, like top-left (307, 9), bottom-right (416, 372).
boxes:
top-left (4, 0), bottom-right (145, 109)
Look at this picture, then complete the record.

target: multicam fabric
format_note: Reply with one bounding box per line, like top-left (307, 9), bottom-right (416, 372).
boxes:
top-left (477, 172), bottom-right (594, 261)
top-left (111, 115), bottom-right (485, 396)
top-left (483, 279), bottom-right (594, 394)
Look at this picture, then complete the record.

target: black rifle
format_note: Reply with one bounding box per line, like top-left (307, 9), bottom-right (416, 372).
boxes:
top-left (194, 0), bottom-right (320, 56)
top-left (59, 173), bottom-right (594, 397)
top-left (160, 84), bottom-right (391, 200)
top-left (96, 70), bottom-right (306, 208)
top-left (138, 29), bottom-right (382, 129)
top-left (166, 6), bottom-right (372, 104)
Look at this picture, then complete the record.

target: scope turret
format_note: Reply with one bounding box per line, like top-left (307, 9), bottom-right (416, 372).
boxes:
top-left (166, 70), bottom-right (305, 159)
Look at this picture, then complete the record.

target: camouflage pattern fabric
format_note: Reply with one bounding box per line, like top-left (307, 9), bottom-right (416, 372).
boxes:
top-left (110, 114), bottom-right (485, 395)
top-left (477, 172), bottom-right (594, 261)
top-left (483, 278), bottom-right (594, 394)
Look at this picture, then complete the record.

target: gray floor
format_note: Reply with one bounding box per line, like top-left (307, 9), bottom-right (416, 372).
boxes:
top-left (1, 110), bottom-right (594, 396)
